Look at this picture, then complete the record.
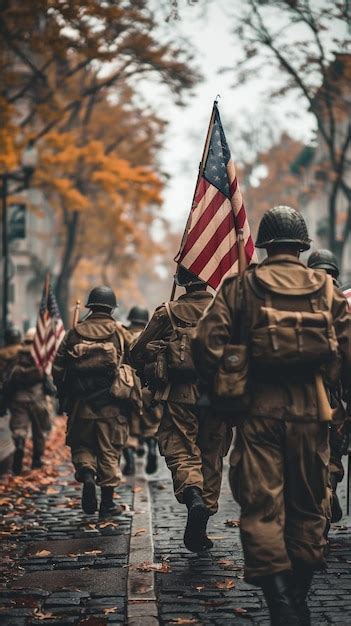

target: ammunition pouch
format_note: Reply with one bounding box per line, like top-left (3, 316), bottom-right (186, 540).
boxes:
top-left (144, 341), bottom-right (168, 389)
top-left (165, 302), bottom-right (197, 383)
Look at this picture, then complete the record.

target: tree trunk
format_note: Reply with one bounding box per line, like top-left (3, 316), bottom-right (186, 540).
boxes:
top-left (55, 210), bottom-right (80, 327)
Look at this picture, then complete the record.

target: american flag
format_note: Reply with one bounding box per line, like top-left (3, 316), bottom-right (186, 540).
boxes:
top-left (32, 281), bottom-right (65, 375)
top-left (175, 102), bottom-right (257, 289)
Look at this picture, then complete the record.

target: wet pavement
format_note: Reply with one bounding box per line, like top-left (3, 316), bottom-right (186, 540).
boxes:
top-left (0, 416), bottom-right (351, 625)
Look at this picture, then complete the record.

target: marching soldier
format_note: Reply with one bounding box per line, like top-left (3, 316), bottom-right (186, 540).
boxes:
top-left (193, 207), bottom-right (351, 625)
top-left (308, 249), bottom-right (348, 523)
top-left (0, 326), bottom-right (22, 474)
top-left (130, 267), bottom-right (232, 552)
top-left (52, 286), bottom-right (130, 518)
top-left (6, 328), bottom-right (50, 474)
top-left (122, 306), bottom-right (160, 476)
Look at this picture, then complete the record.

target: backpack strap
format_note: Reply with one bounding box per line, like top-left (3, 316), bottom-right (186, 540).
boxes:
top-left (114, 322), bottom-right (126, 367)
top-left (164, 301), bottom-right (177, 331)
top-left (325, 274), bottom-right (334, 310)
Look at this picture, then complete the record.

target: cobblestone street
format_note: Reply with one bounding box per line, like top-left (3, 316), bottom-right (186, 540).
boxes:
top-left (0, 416), bottom-right (350, 625)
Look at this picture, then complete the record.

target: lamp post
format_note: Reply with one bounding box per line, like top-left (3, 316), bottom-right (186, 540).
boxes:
top-left (1, 143), bottom-right (38, 340)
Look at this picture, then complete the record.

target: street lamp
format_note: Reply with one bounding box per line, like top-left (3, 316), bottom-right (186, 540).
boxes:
top-left (1, 143), bottom-right (38, 341)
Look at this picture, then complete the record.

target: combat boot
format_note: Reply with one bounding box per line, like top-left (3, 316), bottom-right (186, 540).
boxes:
top-left (183, 486), bottom-right (211, 552)
top-left (99, 487), bottom-right (123, 518)
top-left (122, 448), bottom-right (135, 476)
top-left (13, 436), bottom-right (25, 475)
top-left (330, 475), bottom-right (343, 523)
top-left (145, 437), bottom-right (158, 474)
top-left (291, 562), bottom-right (314, 626)
top-left (31, 454), bottom-right (43, 470)
top-left (81, 469), bottom-right (97, 514)
top-left (260, 572), bottom-right (300, 626)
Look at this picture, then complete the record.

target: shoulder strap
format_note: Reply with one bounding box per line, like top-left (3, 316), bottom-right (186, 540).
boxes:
top-left (325, 274), bottom-right (334, 310)
top-left (114, 322), bottom-right (125, 367)
top-left (164, 301), bottom-right (177, 331)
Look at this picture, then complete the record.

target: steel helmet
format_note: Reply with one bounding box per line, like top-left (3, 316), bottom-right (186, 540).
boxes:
top-left (4, 326), bottom-right (22, 345)
top-left (256, 206), bottom-right (311, 251)
top-left (85, 286), bottom-right (117, 311)
top-left (174, 266), bottom-right (206, 287)
top-left (24, 327), bottom-right (36, 343)
top-left (307, 249), bottom-right (339, 279)
top-left (127, 306), bottom-right (149, 326)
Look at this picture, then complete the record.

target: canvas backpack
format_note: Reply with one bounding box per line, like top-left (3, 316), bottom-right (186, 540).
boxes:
top-left (164, 301), bottom-right (198, 383)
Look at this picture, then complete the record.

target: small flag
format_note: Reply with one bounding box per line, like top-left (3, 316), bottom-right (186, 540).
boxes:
top-left (32, 279), bottom-right (65, 375)
top-left (175, 102), bottom-right (257, 289)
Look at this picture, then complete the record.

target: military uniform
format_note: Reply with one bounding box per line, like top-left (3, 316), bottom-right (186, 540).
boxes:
top-left (0, 338), bottom-right (21, 474)
top-left (53, 313), bottom-right (129, 488)
top-left (130, 287), bottom-right (232, 542)
top-left (193, 207), bottom-right (351, 626)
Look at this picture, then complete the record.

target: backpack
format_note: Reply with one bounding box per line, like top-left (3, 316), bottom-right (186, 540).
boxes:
top-left (5, 348), bottom-right (42, 392)
top-left (164, 301), bottom-right (198, 383)
top-left (250, 273), bottom-right (340, 380)
top-left (67, 339), bottom-right (118, 397)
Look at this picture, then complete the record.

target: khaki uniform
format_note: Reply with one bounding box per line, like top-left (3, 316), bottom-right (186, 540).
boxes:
top-left (131, 290), bottom-right (232, 513)
top-left (52, 313), bottom-right (129, 487)
top-left (6, 345), bottom-right (50, 459)
top-left (193, 255), bottom-right (351, 582)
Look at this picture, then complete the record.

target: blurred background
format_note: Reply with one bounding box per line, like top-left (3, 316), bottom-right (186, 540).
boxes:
top-left (0, 0), bottom-right (350, 333)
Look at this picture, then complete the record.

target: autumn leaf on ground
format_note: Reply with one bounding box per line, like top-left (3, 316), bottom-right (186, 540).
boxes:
top-left (194, 585), bottom-right (205, 592)
top-left (34, 550), bottom-right (51, 557)
top-left (215, 579), bottom-right (236, 590)
top-left (33, 609), bottom-right (54, 620)
top-left (132, 486), bottom-right (142, 493)
top-left (103, 607), bottom-right (118, 614)
top-left (207, 535), bottom-right (225, 540)
top-left (84, 549), bottom-right (102, 555)
top-left (225, 519), bottom-right (240, 528)
top-left (234, 607), bottom-right (248, 614)
top-left (136, 561), bottom-right (171, 573)
top-left (98, 521), bottom-right (118, 529)
top-left (46, 487), bottom-right (59, 495)
top-left (203, 599), bottom-right (226, 607)
top-left (133, 528), bottom-right (147, 537)
top-left (168, 617), bottom-right (199, 624)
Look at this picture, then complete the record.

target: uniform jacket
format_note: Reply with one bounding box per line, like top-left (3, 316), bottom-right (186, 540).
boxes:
top-left (193, 255), bottom-right (351, 422)
top-left (52, 312), bottom-right (130, 420)
top-left (0, 344), bottom-right (22, 384)
top-left (130, 290), bottom-right (213, 405)
top-left (5, 344), bottom-right (45, 404)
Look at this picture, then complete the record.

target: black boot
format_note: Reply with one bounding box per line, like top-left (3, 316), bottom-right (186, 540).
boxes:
top-left (136, 441), bottom-right (145, 457)
top-left (13, 436), bottom-right (25, 475)
top-left (183, 486), bottom-right (211, 553)
top-left (122, 448), bottom-right (135, 476)
top-left (260, 572), bottom-right (300, 626)
top-left (145, 438), bottom-right (158, 474)
top-left (291, 563), bottom-right (314, 626)
top-left (330, 475), bottom-right (343, 523)
top-left (81, 469), bottom-right (97, 514)
top-left (99, 486), bottom-right (123, 518)
top-left (31, 454), bottom-right (43, 469)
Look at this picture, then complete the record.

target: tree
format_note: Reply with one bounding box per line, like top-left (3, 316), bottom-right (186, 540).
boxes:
top-left (227, 0), bottom-right (350, 266)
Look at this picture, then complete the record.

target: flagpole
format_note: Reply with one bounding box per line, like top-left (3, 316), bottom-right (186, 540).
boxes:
top-left (170, 98), bottom-right (220, 301)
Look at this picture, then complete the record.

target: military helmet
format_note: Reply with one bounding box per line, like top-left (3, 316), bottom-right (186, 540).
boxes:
top-left (307, 249), bottom-right (339, 279)
top-left (127, 306), bottom-right (149, 326)
top-left (256, 206), bottom-right (311, 251)
top-left (24, 327), bottom-right (36, 343)
top-left (4, 326), bottom-right (22, 345)
top-left (174, 265), bottom-right (206, 287)
top-left (85, 286), bottom-right (117, 310)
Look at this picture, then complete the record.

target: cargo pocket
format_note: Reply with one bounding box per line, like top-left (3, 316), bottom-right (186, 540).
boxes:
top-left (111, 415), bottom-right (128, 448)
top-left (315, 445), bottom-right (330, 504)
top-left (228, 445), bottom-right (243, 505)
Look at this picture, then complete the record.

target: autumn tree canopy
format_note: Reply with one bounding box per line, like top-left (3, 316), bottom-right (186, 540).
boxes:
top-left (1, 0), bottom-right (200, 322)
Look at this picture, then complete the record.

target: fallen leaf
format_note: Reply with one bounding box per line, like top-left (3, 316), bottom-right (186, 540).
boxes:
top-left (133, 528), bottom-right (147, 537)
top-left (132, 486), bottom-right (142, 493)
top-left (33, 610), bottom-right (54, 620)
top-left (168, 617), bottom-right (199, 624)
top-left (217, 559), bottom-right (235, 569)
top-left (207, 535), bottom-right (225, 540)
top-left (136, 561), bottom-right (171, 573)
top-left (46, 487), bottom-right (59, 495)
top-left (225, 519), bottom-right (240, 528)
top-left (203, 599), bottom-right (226, 607)
top-left (103, 607), bottom-right (118, 614)
top-left (194, 585), bottom-right (204, 592)
top-left (98, 521), bottom-right (118, 529)
top-left (234, 607), bottom-right (247, 614)
top-left (34, 550), bottom-right (51, 557)
top-left (84, 549), bottom-right (102, 555)
top-left (215, 579), bottom-right (236, 590)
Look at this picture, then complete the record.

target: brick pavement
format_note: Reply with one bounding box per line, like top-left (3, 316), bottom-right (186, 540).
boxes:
top-left (0, 416), bottom-right (351, 625)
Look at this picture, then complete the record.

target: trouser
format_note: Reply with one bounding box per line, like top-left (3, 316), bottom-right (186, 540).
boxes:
top-left (229, 418), bottom-right (329, 583)
top-left (67, 415), bottom-right (128, 487)
top-left (329, 422), bottom-right (345, 485)
top-left (158, 402), bottom-right (232, 513)
top-left (10, 399), bottom-right (49, 457)
top-left (127, 391), bottom-right (163, 446)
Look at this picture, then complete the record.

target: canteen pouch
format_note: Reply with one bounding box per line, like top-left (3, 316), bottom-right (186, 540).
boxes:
top-left (110, 363), bottom-right (142, 410)
top-left (165, 302), bottom-right (197, 383)
top-left (144, 341), bottom-right (168, 389)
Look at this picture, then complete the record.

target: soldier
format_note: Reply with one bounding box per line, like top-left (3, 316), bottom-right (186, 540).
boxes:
top-left (6, 328), bottom-right (50, 474)
top-left (193, 207), bottom-right (351, 625)
top-left (122, 306), bottom-right (160, 476)
top-left (0, 327), bottom-right (22, 474)
top-left (308, 249), bottom-right (348, 523)
top-left (130, 266), bottom-right (232, 552)
top-left (52, 286), bottom-right (130, 518)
